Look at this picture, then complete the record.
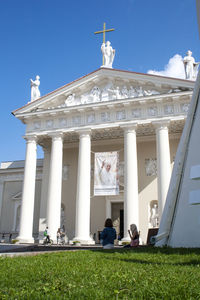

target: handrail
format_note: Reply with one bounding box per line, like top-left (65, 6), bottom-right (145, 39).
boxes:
top-left (150, 232), bottom-right (169, 245)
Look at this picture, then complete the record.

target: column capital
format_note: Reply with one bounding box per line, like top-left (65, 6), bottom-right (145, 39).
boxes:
top-left (152, 120), bottom-right (170, 130)
top-left (48, 132), bottom-right (63, 141)
top-left (76, 129), bottom-right (91, 138)
top-left (23, 135), bottom-right (37, 143)
top-left (120, 123), bottom-right (137, 133)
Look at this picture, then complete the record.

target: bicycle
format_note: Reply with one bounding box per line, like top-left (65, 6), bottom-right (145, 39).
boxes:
top-left (43, 236), bottom-right (53, 245)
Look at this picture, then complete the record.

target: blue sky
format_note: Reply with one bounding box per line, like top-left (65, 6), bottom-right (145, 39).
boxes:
top-left (0, 0), bottom-right (199, 162)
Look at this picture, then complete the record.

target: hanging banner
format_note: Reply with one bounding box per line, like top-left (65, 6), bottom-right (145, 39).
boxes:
top-left (94, 151), bottom-right (119, 196)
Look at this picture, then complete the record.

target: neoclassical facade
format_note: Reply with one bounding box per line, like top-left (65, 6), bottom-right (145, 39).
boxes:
top-left (0, 67), bottom-right (194, 244)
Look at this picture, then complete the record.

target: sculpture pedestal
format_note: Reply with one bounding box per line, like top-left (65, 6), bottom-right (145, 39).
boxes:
top-left (146, 228), bottom-right (159, 245)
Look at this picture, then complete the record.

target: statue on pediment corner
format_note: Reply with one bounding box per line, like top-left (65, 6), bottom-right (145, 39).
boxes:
top-left (30, 75), bottom-right (40, 101)
top-left (101, 41), bottom-right (115, 68)
top-left (183, 50), bottom-right (200, 80)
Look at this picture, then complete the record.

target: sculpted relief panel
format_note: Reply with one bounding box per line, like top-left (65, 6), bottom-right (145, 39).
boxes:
top-left (132, 108), bottom-right (141, 118)
top-left (147, 106), bottom-right (158, 117)
top-left (101, 112), bottom-right (111, 122)
top-left (164, 104), bottom-right (174, 115)
top-left (47, 84), bottom-right (167, 110)
top-left (145, 158), bottom-right (157, 176)
top-left (180, 103), bottom-right (190, 113)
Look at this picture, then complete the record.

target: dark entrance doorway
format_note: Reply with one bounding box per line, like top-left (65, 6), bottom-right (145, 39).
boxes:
top-left (111, 202), bottom-right (124, 239)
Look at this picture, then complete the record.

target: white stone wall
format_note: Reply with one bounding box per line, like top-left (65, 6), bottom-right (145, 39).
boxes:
top-left (0, 180), bottom-right (41, 237)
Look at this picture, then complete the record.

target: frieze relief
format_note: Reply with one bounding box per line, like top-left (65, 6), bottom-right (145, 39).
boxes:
top-left (33, 121), bottom-right (41, 130)
top-left (46, 119), bottom-right (53, 129)
top-left (116, 110), bottom-right (126, 120)
top-left (132, 108), bottom-right (141, 118)
top-left (72, 116), bottom-right (81, 126)
top-left (147, 106), bottom-right (158, 117)
top-left (27, 96), bottom-right (190, 133)
top-left (59, 118), bottom-right (67, 127)
top-left (101, 112), bottom-right (111, 122)
top-left (164, 104), bottom-right (174, 115)
top-left (47, 84), bottom-right (169, 109)
top-left (180, 103), bottom-right (190, 113)
top-left (86, 113), bottom-right (95, 124)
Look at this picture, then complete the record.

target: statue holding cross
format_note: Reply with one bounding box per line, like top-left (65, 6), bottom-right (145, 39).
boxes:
top-left (95, 23), bottom-right (115, 68)
top-left (101, 41), bottom-right (115, 68)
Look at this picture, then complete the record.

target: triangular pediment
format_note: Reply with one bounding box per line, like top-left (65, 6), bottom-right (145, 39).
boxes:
top-left (13, 68), bottom-right (194, 116)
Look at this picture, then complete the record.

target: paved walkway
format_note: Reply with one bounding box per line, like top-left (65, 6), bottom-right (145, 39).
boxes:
top-left (0, 243), bottom-right (123, 257)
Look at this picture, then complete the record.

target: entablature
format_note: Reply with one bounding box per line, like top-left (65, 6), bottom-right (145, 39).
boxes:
top-left (27, 115), bottom-right (186, 150)
top-left (23, 90), bottom-right (190, 136)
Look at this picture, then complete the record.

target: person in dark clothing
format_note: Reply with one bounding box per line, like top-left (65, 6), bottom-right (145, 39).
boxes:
top-left (100, 218), bottom-right (116, 249)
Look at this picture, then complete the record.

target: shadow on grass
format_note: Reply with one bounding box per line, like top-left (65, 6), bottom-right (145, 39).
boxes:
top-left (90, 248), bottom-right (200, 267)
top-left (107, 257), bottom-right (200, 267)
top-left (91, 246), bottom-right (200, 256)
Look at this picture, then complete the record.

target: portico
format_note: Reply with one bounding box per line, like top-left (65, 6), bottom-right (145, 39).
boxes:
top-left (16, 123), bottom-right (187, 244)
top-left (3, 67), bottom-right (193, 244)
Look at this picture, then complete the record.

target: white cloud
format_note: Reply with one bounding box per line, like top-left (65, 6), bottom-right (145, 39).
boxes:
top-left (147, 54), bottom-right (185, 79)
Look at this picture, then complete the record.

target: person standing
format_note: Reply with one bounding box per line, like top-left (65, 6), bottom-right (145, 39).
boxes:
top-left (44, 226), bottom-right (50, 243)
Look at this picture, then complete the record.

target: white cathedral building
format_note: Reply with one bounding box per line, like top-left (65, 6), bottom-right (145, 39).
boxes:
top-left (0, 41), bottom-right (197, 245)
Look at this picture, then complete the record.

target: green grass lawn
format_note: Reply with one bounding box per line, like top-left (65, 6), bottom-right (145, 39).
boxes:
top-left (0, 247), bottom-right (200, 299)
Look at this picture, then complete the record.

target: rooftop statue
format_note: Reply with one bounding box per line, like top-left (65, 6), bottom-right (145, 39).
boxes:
top-left (30, 75), bottom-right (41, 101)
top-left (183, 50), bottom-right (199, 80)
top-left (101, 41), bottom-right (115, 68)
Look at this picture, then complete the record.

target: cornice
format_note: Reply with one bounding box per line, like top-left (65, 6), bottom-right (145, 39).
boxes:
top-left (15, 90), bottom-right (192, 120)
top-left (0, 171), bottom-right (43, 182)
top-left (13, 68), bottom-right (194, 116)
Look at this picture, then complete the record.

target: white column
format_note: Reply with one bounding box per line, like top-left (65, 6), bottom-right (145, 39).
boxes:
top-left (74, 130), bottom-right (94, 244)
top-left (46, 134), bottom-right (63, 242)
top-left (17, 136), bottom-right (37, 243)
top-left (122, 125), bottom-right (139, 241)
top-left (38, 147), bottom-right (51, 242)
top-left (154, 121), bottom-right (171, 221)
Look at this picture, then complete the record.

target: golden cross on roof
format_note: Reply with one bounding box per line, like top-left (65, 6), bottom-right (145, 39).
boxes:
top-left (94, 22), bottom-right (115, 64)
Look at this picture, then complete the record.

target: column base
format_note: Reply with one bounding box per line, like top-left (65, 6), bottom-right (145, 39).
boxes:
top-left (70, 237), bottom-right (95, 245)
top-left (16, 236), bottom-right (35, 244)
top-left (121, 237), bottom-right (131, 242)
